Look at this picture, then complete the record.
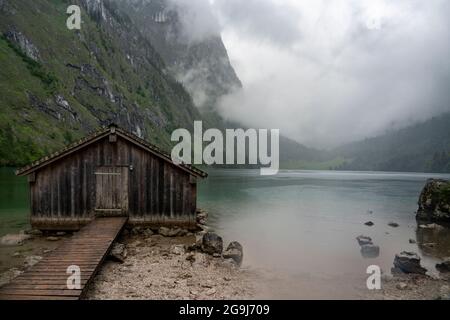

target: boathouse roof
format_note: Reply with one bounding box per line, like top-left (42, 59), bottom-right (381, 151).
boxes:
top-left (16, 124), bottom-right (207, 178)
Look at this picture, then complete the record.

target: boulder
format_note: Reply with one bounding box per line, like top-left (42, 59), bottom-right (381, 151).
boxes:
top-left (396, 282), bottom-right (409, 290)
top-left (158, 227), bottom-right (171, 237)
top-left (0, 233), bottom-right (31, 246)
top-left (409, 239), bottom-right (417, 244)
top-left (24, 229), bottom-right (43, 236)
top-left (109, 243), bottom-right (127, 263)
top-left (169, 228), bottom-right (188, 237)
top-left (393, 251), bottom-right (427, 275)
top-left (364, 221), bottom-right (374, 226)
top-left (46, 236), bottom-right (60, 241)
top-left (418, 223), bottom-right (444, 230)
top-left (356, 235), bottom-right (373, 246)
top-left (416, 179), bottom-right (450, 223)
top-left (223, 241), bottom-right (244, 265)
top-left (360, 244), bottom-right (380, 258)
top-left (436, 258), bottom-right (450, 273)
top-left (131, 227), bottom-right (143, 235)
top-left (170, 245), bottom-right (185, 255)
top-left (201, 232), bottom-right (223, 255)
top-left (143, 228), bottom-right (154, 237)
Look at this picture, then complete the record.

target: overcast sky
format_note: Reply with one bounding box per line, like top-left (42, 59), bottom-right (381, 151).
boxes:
top-left (175, 0), bottom-right (450, 148)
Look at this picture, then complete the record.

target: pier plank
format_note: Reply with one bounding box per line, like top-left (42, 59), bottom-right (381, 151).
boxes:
top-left (0, 217), bottom-right (127, 300)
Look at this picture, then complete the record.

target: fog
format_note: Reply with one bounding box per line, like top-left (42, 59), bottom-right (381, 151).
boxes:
top-left (167, 0), bottom-right (450, 148)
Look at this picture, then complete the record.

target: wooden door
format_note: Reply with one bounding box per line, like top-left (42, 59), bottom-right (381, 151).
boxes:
top-left (94, 167), bottom-right (128, 216)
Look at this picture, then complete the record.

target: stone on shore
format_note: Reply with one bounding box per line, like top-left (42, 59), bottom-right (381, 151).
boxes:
top-left (158, 227), bottom-right (188, 237)
top-left (0, 233), bottom-right (31, 246)
top-left (24, 229), bottom-right (43, 236)
top-left (143, 229), bottom-right (154, 237)
top-left (46, 236), bottom-right (60, 241)
top-left (170, 244), bottom-right (185, 255)
top-left (201, 232), bottom-right (223, 255)
top-left (436, 259), bottom-right (450, 273)
top-left (197, 209), bottom-right (208, 226)
top-left (223, 241), bottom-right (244, 266)
top-left (393, 251), bottom-right (427, 275)
top-left (109, 243), bottom-right (127, 263)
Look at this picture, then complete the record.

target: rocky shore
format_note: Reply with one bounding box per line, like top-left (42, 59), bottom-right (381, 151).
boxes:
top-left (84, 209), bottom-right (257, 299)
top-left (0, 209), bottom-right (258, 300)
top-left (85, 232), bottom-right (256, 300)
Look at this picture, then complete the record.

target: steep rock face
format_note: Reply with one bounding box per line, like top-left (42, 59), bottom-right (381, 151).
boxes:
top-left (0, 0), bottom-right (202, 165)
top-left (116, 0), bottom-right (242, 112)
top-left (3, 27), bottom-right (40, 61)
top-left (416, 179), bottom-right (450, 223)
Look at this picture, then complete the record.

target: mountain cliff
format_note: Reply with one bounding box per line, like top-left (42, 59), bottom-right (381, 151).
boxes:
top-left (114, 0), bottom-right (242, 125)
top-left (0, 0), bottom-right (205, 165)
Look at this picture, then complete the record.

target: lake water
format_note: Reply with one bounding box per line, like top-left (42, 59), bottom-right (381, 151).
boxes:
top-left (1, 167), bottom-right (450, 298)
top-left (198, 169), bottom-right (450, 298)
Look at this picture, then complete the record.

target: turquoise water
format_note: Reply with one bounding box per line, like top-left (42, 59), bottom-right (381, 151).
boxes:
top-left (198, 169), bottom-right (450, 298)
top-left (0, 168), bottom-right (29, 237)
top-left (1, 167), bottom-right (450, 298)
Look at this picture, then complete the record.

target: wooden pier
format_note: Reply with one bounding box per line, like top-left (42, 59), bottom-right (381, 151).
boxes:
top-left (0, 217), bottom-right (127, 300)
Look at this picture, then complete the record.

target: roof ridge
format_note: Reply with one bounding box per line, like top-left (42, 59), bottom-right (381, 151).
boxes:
top-left (16, 125), bottom-right (207, 178)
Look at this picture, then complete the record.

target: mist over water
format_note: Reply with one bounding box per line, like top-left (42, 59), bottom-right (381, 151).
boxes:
top-left (198, 169), bottom-right (450, 298)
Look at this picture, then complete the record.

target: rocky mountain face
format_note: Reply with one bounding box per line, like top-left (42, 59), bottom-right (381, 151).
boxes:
top-left (115, 0), bottom-right (242, 114)
top-left (0, 0), bottom-right (206, 165)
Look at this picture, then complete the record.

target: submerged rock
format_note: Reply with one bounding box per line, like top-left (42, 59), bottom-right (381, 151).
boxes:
top-left (393, 251), bottom-right (427, 275)
top-left (0, 233), bottom-right (31, 246)
top-left (201, 232), bottom-right (223, 255)
top-left (223, 241), bottom-right (244, 266)
top-left (360, 244), bottom-right (380, 258)
top-left (356, 235), bottom-right (373, 246)
top-left (388, 222), bottom-right (399, 228)
top-left (416, 179), bottom-right (450, 223)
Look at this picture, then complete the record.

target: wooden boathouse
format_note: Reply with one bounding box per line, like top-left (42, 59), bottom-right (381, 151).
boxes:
top-left (16, 124), bottom-right (207, 231)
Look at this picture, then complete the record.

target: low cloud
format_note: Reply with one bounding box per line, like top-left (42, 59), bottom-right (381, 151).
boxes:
top-left (214, 0), bottom-right (450, 147)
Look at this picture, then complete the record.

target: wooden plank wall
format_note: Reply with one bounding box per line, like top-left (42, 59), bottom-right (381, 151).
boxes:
top-left (30, 136), bottom-right (197, 230)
